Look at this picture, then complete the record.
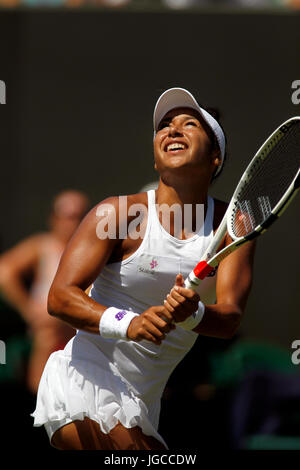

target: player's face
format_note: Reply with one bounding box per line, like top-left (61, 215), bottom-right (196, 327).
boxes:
top-left (154, 107), bottom-right (220, 181)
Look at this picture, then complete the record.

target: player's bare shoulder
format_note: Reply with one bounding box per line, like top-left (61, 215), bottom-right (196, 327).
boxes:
top-left (94, 192), bottom-right (149, 263)
top-left (126, 191), bottom-right (149, 210)
top-left (83, 192), bottom-right (149, 253)
top-left (92, 192), bottom-right (148, 231)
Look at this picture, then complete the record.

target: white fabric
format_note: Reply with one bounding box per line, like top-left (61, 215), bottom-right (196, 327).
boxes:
top-left (99, 307), bottom-right (139, 339)
top-left (33, 336), bottom-right (166, 447)
top-left (32, 190), bottom-right (217, 447)
top-left (177, 300), bottom-right (205, 331)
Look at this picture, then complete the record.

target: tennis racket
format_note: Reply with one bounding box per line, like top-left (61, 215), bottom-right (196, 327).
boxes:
top-left (185, 116), bottom-right (300, 290)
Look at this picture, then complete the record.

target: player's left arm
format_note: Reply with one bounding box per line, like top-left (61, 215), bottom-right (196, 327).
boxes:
top-left (164, 236), bottom-right (256, 339)
top-left (195, 237), bottom-right (256, 338)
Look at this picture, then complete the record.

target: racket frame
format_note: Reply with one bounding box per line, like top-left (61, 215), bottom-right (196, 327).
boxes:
top-left (185, 116), bottom-right (300, 290)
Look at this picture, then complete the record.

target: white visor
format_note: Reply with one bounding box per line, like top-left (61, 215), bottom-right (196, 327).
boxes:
top-left (153, 87), bottom-right (225, 177)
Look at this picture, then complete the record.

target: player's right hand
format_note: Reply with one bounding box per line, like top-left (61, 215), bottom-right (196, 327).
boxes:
top-left (127, 306), bottom-right (175, 345)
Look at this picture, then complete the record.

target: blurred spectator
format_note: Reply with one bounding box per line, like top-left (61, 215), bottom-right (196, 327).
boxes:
top-left (0, 189), bottom-right (89, 394)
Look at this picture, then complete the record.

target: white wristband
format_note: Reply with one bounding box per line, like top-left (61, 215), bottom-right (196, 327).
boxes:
top-left (99, 307), bottom-right (139, 340)
top-left (177, 301), bottom-right (205, 331)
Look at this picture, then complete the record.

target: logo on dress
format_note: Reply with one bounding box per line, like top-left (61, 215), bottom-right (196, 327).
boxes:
top-left (150, 258), bottom-right (158, 270)
top-left (138, 256), bottom-right (159, 275)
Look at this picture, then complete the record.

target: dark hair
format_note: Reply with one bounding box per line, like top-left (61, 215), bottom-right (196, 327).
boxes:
top-left (203, 106), bottom-right (228, 182)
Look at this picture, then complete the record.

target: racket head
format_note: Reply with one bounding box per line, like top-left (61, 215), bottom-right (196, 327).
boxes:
top-left (185, 116), bottom-right (300, 291)
top-left (227, 116), bottom-right (300, 241)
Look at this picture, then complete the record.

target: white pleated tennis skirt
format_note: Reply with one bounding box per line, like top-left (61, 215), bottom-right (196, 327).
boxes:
top-left (31, 335), bottom-right (168, 448)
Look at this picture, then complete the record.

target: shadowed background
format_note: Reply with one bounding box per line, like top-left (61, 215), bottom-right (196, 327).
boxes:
top-left (0, 8), bottom-right (299, 451)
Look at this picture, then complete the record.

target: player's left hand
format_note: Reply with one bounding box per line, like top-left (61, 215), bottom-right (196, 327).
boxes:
top-left (164, 273), bottom-right (200, 323)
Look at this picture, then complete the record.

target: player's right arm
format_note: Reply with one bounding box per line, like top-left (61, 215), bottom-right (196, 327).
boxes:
top-left (48, 197), bottom-right (174, 344)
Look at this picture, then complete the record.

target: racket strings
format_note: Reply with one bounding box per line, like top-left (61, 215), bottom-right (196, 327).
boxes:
top-left (231, 123), bottom-right (300, 238)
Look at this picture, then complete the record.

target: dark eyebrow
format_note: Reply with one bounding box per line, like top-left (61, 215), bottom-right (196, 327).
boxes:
top-left (159, 114), bottom-right (199, 127)
top-left (184, 116), bottom-right (199, 122)
top-left (157, 118), bottom-right (171, 129)
top-left (160, 119), bottom-right (170, 124)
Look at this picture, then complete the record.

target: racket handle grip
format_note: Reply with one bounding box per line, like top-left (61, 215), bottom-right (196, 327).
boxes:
top-left (184, 275), bottom-right (200, 291)
top-left (184, 261), bottom-right (214, 291)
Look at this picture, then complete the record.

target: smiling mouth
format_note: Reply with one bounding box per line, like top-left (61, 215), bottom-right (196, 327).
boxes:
top-left (165, 142), bottom-right (187, 153)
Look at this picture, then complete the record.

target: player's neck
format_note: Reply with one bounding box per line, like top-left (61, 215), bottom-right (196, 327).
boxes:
top-left (155, 180), bottom-right (208, 207)
top-left (155, 181), bottom-right (209, 238)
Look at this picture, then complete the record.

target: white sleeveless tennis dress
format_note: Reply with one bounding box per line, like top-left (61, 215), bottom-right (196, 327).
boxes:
top-left (32, 190), bottom-right (217, 448)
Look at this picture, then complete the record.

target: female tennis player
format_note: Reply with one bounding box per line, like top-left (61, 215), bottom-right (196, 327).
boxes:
top-left (32, 87), bottom-right (255, 450)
